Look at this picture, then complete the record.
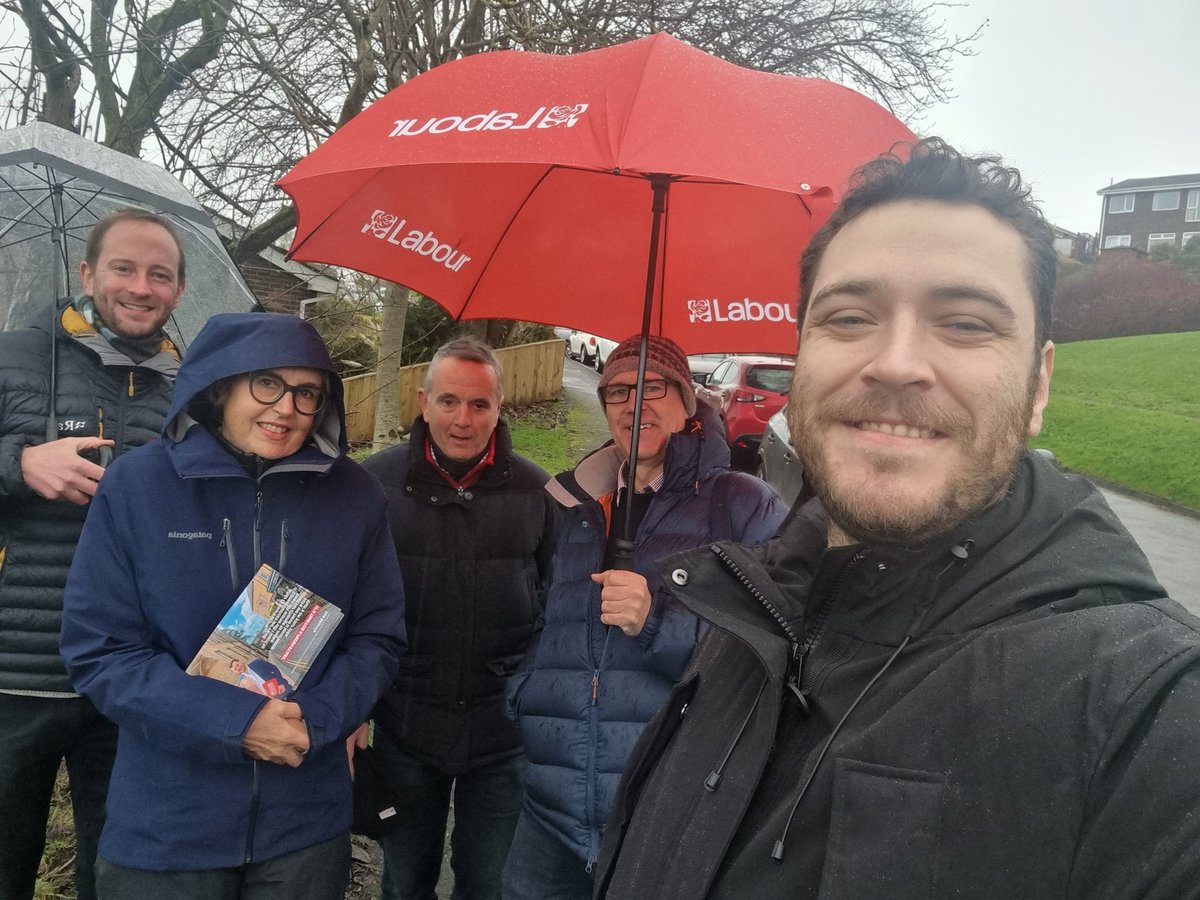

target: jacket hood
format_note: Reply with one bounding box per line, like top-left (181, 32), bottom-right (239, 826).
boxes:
top-left (920, 450), bottom-right (1165, 632)
top-left (548, 399), bottom-right (730, 507)
top-left (164, 312), bottom-right (346, 458)
top-left (676, 451), bottom-right (1166, 649)
top-left (760, 451), bottom-right (1166, 638)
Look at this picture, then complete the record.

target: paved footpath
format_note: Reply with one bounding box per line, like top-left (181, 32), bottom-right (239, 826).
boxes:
top-left (1099, 488), bottom-right (1200, 617)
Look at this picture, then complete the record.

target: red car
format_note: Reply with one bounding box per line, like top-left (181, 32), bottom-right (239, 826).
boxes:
top-left (696, 355), bottom-right (794, 468)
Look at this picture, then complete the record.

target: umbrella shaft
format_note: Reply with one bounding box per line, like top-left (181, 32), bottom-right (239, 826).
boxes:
top-left (617, 176), bottom-right (671, 562)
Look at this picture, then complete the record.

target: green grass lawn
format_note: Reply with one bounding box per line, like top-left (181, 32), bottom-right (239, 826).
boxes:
top-left (351, 403), bottom-right (575, 476)
top-left (1031, 331), bottom-right (1200, 510)
top-left (507, 402), bottom-right (575, 474)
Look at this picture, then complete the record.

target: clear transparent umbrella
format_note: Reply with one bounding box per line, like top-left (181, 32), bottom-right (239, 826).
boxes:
top-left (0, 121), bottom-right (258, 348)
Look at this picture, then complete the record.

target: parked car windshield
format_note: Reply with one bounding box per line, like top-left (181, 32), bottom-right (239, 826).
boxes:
top-left (746, 365), bottom-right (792, 394)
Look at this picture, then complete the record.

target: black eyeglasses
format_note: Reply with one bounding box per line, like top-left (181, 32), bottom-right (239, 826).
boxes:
top-left (599, 379), bottom-right (670, 405)
top-left (246, 371), bottom-right (327, 416)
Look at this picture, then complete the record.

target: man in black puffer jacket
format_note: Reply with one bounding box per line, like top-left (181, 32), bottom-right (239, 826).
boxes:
top-left (0, 209), bottom-right (185, 900)
top-left (363, 338), bottom-right (556, 900)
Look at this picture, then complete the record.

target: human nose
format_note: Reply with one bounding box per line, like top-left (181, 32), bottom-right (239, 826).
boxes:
top-left (127, 271), bottom-right (152, 296)
top-left (858, 318), bottom-right (935, 389)
top-left (271, 389), bottom-right (297, 413)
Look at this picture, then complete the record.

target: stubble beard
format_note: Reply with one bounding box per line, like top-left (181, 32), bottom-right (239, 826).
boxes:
top-left (788, 371), bottom-right (1039, 547)
top-left (93, 285), bottom-right (171, 340)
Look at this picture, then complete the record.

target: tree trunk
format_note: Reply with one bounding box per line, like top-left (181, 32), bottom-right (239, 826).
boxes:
top-left (373, 282), bottom-right (410, 451)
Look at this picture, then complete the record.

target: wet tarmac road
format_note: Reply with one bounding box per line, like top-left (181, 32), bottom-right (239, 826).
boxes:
top-left (1099, 488), bottom-right (1200, 616)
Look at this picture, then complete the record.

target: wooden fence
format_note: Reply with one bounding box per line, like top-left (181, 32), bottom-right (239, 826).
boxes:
top-left (341, 339), bottom-right (565, 444)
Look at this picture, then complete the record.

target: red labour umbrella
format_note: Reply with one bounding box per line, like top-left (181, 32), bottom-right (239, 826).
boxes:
top-left (280, 32), bottom-right (913, 561)
top-left (279, 32), bottom-right (914, 357)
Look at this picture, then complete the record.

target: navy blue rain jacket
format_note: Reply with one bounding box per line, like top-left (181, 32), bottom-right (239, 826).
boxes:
top-left (510, 402), bottom-right (786, 867)
top-left (60, 312), bottom-right (406, 870)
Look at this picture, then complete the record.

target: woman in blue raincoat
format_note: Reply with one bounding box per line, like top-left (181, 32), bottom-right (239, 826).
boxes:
top-left (61, 312), bottom-right (406, 899)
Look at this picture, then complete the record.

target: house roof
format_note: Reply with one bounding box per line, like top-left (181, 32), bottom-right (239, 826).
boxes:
top-left (210, 212), bottom-right (340, 295)
top-left (1097, 173), bottom-right (1200, 195)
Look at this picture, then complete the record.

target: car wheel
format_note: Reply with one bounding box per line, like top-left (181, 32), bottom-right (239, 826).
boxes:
top-left (595, 353), bottom-right (605, 374)
top-left (582, 348), bottom-right (596, 366)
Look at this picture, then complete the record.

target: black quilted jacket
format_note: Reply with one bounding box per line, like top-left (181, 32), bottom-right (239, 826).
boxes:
top-left (0, 301), bottom-right (178, 693)
top-left (363, 416), bottom-right (556, 772)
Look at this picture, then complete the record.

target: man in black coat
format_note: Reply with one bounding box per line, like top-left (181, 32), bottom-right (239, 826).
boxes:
top-left (595, 139), bottom-right (1200, 899)
top-left (0, 209), bottom-right (185, 900)
top-left (362, 338), bottom-right (556, 900)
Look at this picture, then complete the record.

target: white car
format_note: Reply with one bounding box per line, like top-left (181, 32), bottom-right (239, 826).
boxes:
top-left (567, 331), bottom-right (618, 370)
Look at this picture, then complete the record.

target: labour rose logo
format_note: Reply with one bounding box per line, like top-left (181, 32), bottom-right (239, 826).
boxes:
top-left (539, 104), bottom-right (588, 128)
top-left (688, 299), bottom-right (714, 323)
top-left (363, 210), bottom-right (398, 238)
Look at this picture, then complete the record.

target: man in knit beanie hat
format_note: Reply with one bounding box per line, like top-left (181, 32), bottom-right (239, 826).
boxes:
top-left (503, 334), bottom-right (784, 899)
top-left (596, 334), bottom-right (698, 417)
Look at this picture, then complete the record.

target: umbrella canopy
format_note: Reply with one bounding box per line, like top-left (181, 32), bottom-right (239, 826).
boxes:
top-left (279, 32), bottom-right (915, 356)
top-left (0, 122), bottom-right (258, 346)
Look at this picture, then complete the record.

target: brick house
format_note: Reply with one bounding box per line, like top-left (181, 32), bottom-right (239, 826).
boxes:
top-left (213, 216), bottom-right (339, 316)
top-left (1096, 174), bottom-right (1200, 253)
top-left (1049, 224), bottom-right (1092, 260)
top-left (237, 240), bottom-right (339, 317)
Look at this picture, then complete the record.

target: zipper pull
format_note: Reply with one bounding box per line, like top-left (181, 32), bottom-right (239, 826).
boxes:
top-left (785, 642), bottom-right (811, 716)
top-left (254, 491), bottom-right (264, 533)
top-left (590, 670), bottom-right (599, 704)
top-left (127, 371), bottom-right (134, 398)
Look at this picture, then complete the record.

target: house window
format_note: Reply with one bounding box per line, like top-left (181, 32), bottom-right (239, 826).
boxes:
top-left (1182, 232), bottom-right (1200, 249)
top-left (1152, 191), bottom-right (1181, 211)
top-left (1103, 234), bottom-right (1131, 249)
top-left (1147, 233), bottom-right (1176, 250)
top-left (1186, 190), bottom-right (1200, 223)
top-left (1108, 194), bottom-right (1135, 213)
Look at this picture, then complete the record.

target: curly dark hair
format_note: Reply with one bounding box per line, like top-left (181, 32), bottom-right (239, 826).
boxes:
top-left (798, 137), bottom-right (1057, 350)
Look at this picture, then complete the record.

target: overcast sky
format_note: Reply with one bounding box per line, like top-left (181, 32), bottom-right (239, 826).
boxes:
top-left (918, 0), bottom-right (1199, 236)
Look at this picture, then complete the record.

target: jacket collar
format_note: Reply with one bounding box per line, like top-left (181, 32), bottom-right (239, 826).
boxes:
top-left (166, 421), bottom-right (335, 481)
top-left (661, 452), bottom-right (1165, 647)
top-left (59, 300), bottom-right (180, 377)
top-left (547, 401), bottom-right (730, 508)
top-left (405, 415), bottom-right (515, 489)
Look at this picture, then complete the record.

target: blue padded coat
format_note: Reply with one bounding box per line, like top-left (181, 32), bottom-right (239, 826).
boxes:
top-left (510, 402), bottom-right (785, 868)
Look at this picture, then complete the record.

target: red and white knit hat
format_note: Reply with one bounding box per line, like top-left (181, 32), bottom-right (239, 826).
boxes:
top-left (597, 334), bottom-right (697, 417)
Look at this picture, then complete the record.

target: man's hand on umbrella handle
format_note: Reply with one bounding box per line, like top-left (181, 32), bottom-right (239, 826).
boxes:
top-left (346, 721), bottom-right (370, 778)
top-left (593, 570), bottom-right (652, 637)
top-left (21, 437), bottom-right (114, 504)
top-left (243, 699), bottom-right (309, 767)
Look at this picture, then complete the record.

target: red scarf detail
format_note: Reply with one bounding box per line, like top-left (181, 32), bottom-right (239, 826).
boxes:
top-left (425, 431), bottom-right (496, 490)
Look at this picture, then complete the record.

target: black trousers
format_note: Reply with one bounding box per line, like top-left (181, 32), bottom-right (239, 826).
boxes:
top-left (95, 832), bottom-right (352, 900)
top-left (0, 692), bottom-right (117, 900)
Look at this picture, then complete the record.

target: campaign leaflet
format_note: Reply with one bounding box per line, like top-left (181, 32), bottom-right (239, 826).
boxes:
top-left (186, 563), bottom-right (343, 699)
